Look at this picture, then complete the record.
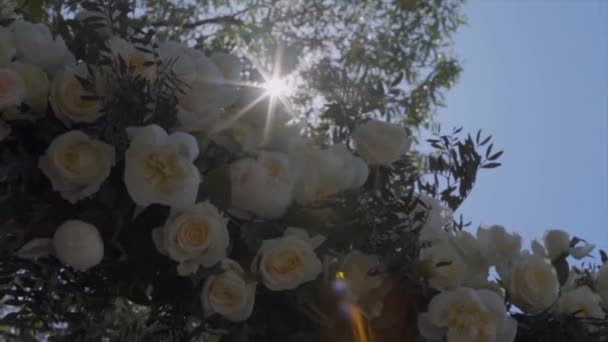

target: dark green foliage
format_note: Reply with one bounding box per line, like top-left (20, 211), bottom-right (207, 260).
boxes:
top-left (514, 312), bottom-right (608, 342)
top-left (423, 127), bottom-right (504, 212)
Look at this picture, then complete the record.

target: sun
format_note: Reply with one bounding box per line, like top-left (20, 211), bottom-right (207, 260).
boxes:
top-left (263, 78), bottom-right (288, 97)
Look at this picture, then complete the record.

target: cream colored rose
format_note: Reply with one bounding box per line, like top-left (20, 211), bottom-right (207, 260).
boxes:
top-left (124, 125), bottom-right (201, 209)
top-left (0, 119), bottom-right (10, 141)
top-left (252, 228), bottom-right (324, 291)
top-left (210, 52), bottom-right (243, 84)
top-left (51, 64), bottom-right (103, 124)
top-left (543, 229), bottom-right (570, 260)
top-left (506, 252), bottom-right (559, 313)
top-left (419, 238), bottom-right (469, 291)
top-left (107, 37), bottom-right (155, 80)
top-left (152, 202), bottom-right (229, 276)
top-left (352, 119), bottom-right (411, 166)
top-left (53, 220), bottom-right (104, 271)
top-left (9, 62), bottom-right (49, 114)
top-left (554, 286), bottom-right (605, 319)
top-left (9, 19), bottom-right (75, 75)
top-left (418, 287), bottom-right (517, 342)
top-left (290, 144), bottom-right (368, 204)
top-left (339, 250), bottom-right (385, 318)
top-left (157, 42), bottom-right (236, 131)
top-left (0, 67), bottom-right (24, 110)
top-left (416, 195), bottom-right (453, 243)
top-left (0, 0), bottom-right (23, 20)
top-left (230, 151), bottom-right (294, 219)
top-left (0, 27), bottom-right (16, 65)
top-left (39, 131), bottom-right (115, 203)
top-left (596, 263), bottom-right (608, 308)
top-left (212, 86), bottom-right (293, 148)
top-left (477, 225), bottom-right (522, 266)
top-left (202, 259), bottom-right (256, 322)
top-left (453, 231), bottom-right (490, 288)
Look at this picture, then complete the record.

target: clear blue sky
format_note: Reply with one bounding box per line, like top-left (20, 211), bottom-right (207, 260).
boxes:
top-left (439, 0), bottom-right (608, 250)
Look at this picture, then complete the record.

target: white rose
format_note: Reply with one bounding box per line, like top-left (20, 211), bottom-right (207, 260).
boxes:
top-left (124, 125), bottom-right (201, 209)
top-left (477, 225), bottom-right (522, 266)
top-left (543, 229), bottom-right (570, 260)
top-left (0, 67), bottom-right (24, 110)
top-left (0, 0), bottom-right (23, 20)
top-left (50, 64), bottom-right (104, 124)
top-left (210, 52), bottom-right (243, 84)
top-left (290, 144), bottom-right (368, 204)
top-left (152, 201), bottom-right (229, 276)
top-left (339, 250), bottom-right (385, 318)
top-left (252, 227), bottom-right (324, 290)
top-left (418, 287), bottom-right (517, 342)
top-left (352, 120), bottom-right (411, 166)
top-left (596, 263), bottom-right (608, 308)
top-left (569, 243), bottom-right (595, 260)
top-left (0, 119), bottom-right (10, 141)
top-left (53, 220), bottom-right (104, 271)
top-left (419, 238), bottom-right (468, 291)
top-left (39, 131), bottom-right (114, 203)
top-left (158, 42), bottom-right (236, 131)
top-left (211, 86), bottom-right (293, 147)
top-left (202, 259), bottom-right (256, 322)
top-left (340, 250), bottom-right (383, 298)
top-left (9, 62), bottom-right (49, 113)
top-left (0, 27), bottom-right (16, 65)
top-left (453, 231), bottom-right (490, 288)
top-left (9, 19), bottom-right (75, 74)
top-left (506, 252), bottom-right (559, 313)
top-left (229, 151), bottom-right (294, 219)
top-left (416, 195), bottom-right (453, 243)
top-left (107, 37), bottom-right (155, 80)
top-left (554, 286), bottom-right (605, 319)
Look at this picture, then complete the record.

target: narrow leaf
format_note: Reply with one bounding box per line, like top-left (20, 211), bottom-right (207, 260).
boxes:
top-left (482, 162), bottom-right (501, 169)
top-left (488, 151), bottom-right (504, 161)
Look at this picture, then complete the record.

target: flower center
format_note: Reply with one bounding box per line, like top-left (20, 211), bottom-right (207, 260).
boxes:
top-left (263, 159), bottom-right (283, 178)
top-left (268, 250), bottom-right (302, 275)
top-left (210, 279), bottom-right (244, 310)
top-left (61, 141), bottom-right (100, 177)
top-left (66, 78), bottom-right (97, 112)
top-left (447, 302), bottom-right (482, 327)
top-left (144, 149), bottom-right (185, 193)
top-left (178, 216), bottom-right (210, 250)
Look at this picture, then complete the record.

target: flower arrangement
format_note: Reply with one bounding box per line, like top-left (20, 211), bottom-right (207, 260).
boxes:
top-left (0, 1), bottom-right (606, 341)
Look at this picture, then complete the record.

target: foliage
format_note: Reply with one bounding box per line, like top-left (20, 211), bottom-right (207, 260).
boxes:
top-left (0, 1), bottom-right (605, 342)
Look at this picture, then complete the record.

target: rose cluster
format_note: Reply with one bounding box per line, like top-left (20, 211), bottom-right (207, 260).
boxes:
top-left (3, 5), bottom-right (606, 341)
top-left (416, 198), bottom-right (607, 342)
top-left (5, 10), bottom-right (415, 324)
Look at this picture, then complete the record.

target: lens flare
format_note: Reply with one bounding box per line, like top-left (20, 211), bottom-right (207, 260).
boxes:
top-left (263, 78), bottom-right (288, 97)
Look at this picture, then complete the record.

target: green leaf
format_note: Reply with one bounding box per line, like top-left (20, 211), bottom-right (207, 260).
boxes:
top-left (200, 165), bottom-right (231, 208)
top-left (28, 0), bottom-right (44, 22)
top-left (485, 143), bottom-right (493, 159)
top-left (482, 162), bottom-right (501, 169)
top-left (391, 72), bottom-right (404, 87)
top-left (435, 261), bottom-right (453, 268)
top-left (552, 256), bottom-right (569, 286)
top-left (81, 1), bottom-right (102, 12)
top-left (480, 135), bottom-right (492, 146)
top-left (570, 236), bottom-right (583, 248)
top-left (600, 249), bottom-right (607, 264)
top-left (488, 151), bottom-right (504, 161)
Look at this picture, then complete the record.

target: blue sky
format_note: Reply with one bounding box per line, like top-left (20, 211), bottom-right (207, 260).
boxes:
top-left (439, 0), bottom-right (608, 250)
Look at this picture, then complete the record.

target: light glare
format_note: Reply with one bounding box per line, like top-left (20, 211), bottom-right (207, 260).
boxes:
top-left (263, 78), bottom-right (288, 97)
